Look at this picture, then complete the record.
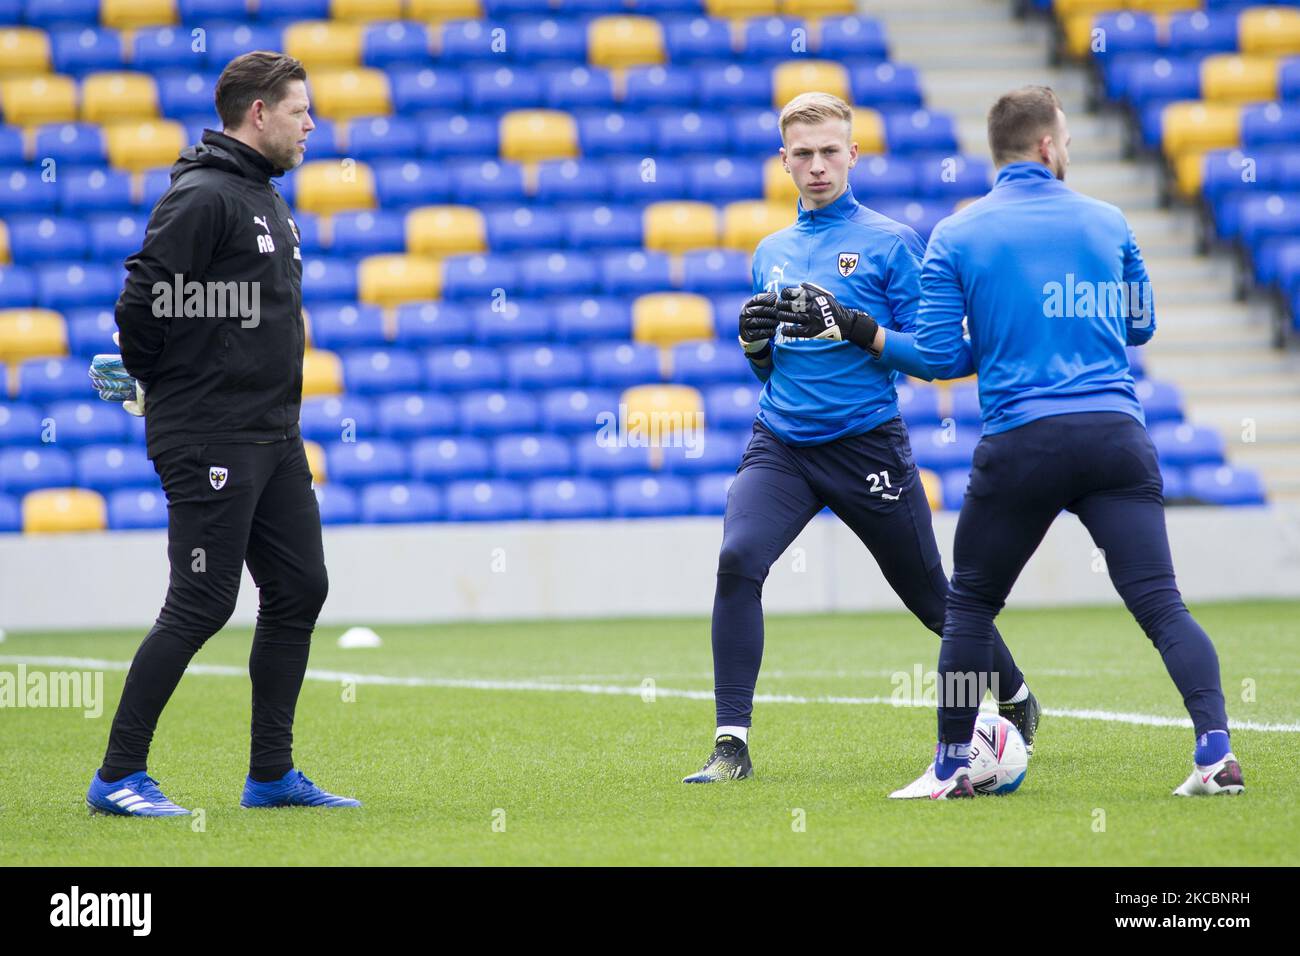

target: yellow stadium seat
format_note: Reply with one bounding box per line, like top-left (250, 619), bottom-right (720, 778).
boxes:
top-left (499, 110), bottom-right (579, 163)
top-left (302, 349), bottom-right (344, 398)
top-left (850, 106), bottom-right (886, 153)
top-left (772, 60), bottom-right (850, 109)
top-left (763, 155), bottom-right (800, 203)
top-left (632, 293), bottom-right (714, 346)
top-left (918, 469), bottom-right (943, 511)
top-left (722, 200), bottom-right (793, 253)
top-left (331, 0), bottom-right (404, 20)
top-left (1063, 13), bottom-right (1103, 60)
top-left (1201, 55), bottom-right (1279, 103)
top-left (705, 0), bottom-right (778, 16)
top-left (0, 28), bottom-right (51, 76)
top-left (22, 489), bottom-right (107, 534)
top-left (101, 0), bottom-right (177, 29)
top-left (1052, 0), bottom-right (1115, 17)
top-left (1, 75), bottom-right (78, 126)
top-left (105, 119), bottom-right (186, 172)
top-left (1161, 101), bottom-right (1241, 157)
top-left (409, 0), bottom-right (483, 19)
top-left (0, 309), bottom-right (67, 362)
top-left (302, 305), bottom-right (314, 348)
top-left (82, 72), bottom-right (158, 124)
top-left (295, 159), bottom-right (377, 215)
top-left (405, 205), bottom-right (486, 257)
top-left (643, 202), bottom-right (719, 254)
top-left (284, 21), bottom-right (364, 71)
top-left (588, 16), bottom-right (665, 69)
top-left (620, 384), bottom-right (704, 443)
top-left (1128, 0), bottom-right (1199, 12)
top-left (1173, 150), bottom-right (1208, 200)
top-left (308, 68), bottom-right (390, 120)
top-left (357, 254), bottom-right (442, 307)
top-left (781, 0), bottom-right (854, 15)
top-left (0, 219), bottom-right (8, 265)
top-left (304, 439), bottom-right (327, 484)
top-left (1239, 7), bottom-right (1300, 56)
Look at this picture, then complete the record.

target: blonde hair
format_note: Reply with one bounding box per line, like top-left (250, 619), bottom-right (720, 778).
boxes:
top-left (779, 91), bottom-right (853, 142)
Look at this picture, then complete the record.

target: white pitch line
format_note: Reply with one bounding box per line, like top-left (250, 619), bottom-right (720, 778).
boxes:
top-left (4, 655), bottom-right (1299, 733)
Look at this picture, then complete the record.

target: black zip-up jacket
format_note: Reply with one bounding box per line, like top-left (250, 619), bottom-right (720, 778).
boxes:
top-left (115, 130), bottom-right (305, 459)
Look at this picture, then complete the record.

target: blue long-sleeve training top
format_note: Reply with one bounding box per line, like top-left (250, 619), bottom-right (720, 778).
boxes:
top-left (748, 185), bottom-right (932, 446)
top-left (913, 162), bottom-right (1154, 436)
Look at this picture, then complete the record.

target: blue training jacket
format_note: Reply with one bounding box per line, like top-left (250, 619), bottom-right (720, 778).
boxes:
top-left (912, 162), bottom-right (1154, 435)
top-left (748, 185), bottom-right (933, 446)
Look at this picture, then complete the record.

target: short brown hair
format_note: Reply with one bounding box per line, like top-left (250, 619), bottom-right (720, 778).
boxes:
top-left (779, 91), bottom-right (853, 142)
top-left (215, 51), bottom-right (307, 130)
top-left (987, 86), bottom-right (1063, 165)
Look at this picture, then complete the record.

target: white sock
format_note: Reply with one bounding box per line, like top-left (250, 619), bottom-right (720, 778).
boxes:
top-left (999, 682), bottom-right (1029, 705)
top-left (716, 726), bottom-right (748, 745)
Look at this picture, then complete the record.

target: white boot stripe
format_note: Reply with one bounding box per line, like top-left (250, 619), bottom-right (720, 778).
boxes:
top-left (117, 794), bottom-right (144, 807)
top-left (106, 788), bottom-right (134, 801)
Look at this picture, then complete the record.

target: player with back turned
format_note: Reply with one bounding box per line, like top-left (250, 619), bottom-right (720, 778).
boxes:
top-left (84, 52), bottom-right (359, 815)
top-left (681, 92), bottom-right (1041, 784)
top-left (890, 87), bottom-right (1243, 799)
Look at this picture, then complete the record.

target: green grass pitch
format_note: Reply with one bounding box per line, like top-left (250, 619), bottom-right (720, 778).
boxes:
top-left (1, 600), bottom-right (1296, 866)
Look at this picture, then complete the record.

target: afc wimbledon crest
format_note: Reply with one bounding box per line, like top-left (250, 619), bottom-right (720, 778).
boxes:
top-left (287, 218), bottom-right (300, 243)
top-left (837, 252), bottom-right (860, 277)
top-left (209, 466), bottom-right (229, 491)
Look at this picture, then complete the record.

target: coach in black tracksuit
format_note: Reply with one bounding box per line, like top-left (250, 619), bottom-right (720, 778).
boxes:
top-left (96, 53), bottom-right (327, 789)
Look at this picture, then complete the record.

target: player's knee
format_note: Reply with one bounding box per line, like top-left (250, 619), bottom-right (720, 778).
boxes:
top-left (716, 539), bottom-right (767, 583)
top-left (299, 564), bottom-right (329, 619)
top-left (161, 592), bottom-right (238, 645)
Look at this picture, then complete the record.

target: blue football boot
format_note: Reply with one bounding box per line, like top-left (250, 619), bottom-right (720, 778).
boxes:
top-left (86, 770), bottom-right (190, 817)
top-left (240, 769), bottom-right (361, 808)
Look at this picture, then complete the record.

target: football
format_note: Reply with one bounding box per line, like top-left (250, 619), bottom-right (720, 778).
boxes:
top-left (968, 714), bottom-right (1029, 795)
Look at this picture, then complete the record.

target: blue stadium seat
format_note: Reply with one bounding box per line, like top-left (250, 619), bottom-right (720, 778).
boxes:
top-left (850, 62), bottom-right (923, 109)
top-left (574, 434), bottom-right (653, 476)
top-left (373, 160), bottom-right (454, 207)
top-left (300, 258), bottom-right (358, 304)
top-left (390, 68), bottom-right (466, 113)
top-left (411, 435), bottom-right (492, 482)
top-left (133, 28), bottom-right (200, 70)
top-left (0, 128), bottom-right (18, 166)
top-left (611, 474), bottom-right (693, 517)
top-left (1187, 464), bottom-right (1266, 506)
top-left (599, 250), bottom-right (673, 295)
top-left (663, 16), bottom-right (732, 62)
top-left (819, 16), bottom-right (889, 61)
top-left (313, 484), bottom-right (360, 525)
top-left (1168, 10), bottom-right (1239, 54)
top-left (324, 439), bottom-right (409, 485)
top-left (88, 213), bottom-right (148, 263)
top-left (395, 302), bottom-right (475, 348)
top-left (74, 443), bottom-right (156, 492)
top-left (36, 264), bottom-right (120, 311)
top-left (540, 387), bottom-right (619, 433)
top-left (741, 17), bottom-right (807, 61)
top-left (681, 249), bottom-right (749, 293)
top-left (513, 16), bottom-right (588, 61)
top-left (420, 112), bottom-right (499, 158)
top-left (362, 22), bottom-right (434, 68)
top-left (506, 344), bottom-right (587, 389)
top-left (50, 27), bottom-right (124, 75)
top-left (60, 169), bottom-right (133, 213)
top-left (360, 482), bottom-right (443, 524)
top-left (670, 340), bottom-right (748, 385)
top-left (625, 67), bottom-right (699, 110)
top-left (564, 203), bottom-right (644, 249)
top-left (426, 346), bottom-right (507, 392)
top-left (1, 169), bottom-right (57, 216)
top-left (520, 250), bottom-right (599, 298)
top-left (914, 155), bottom-right (992, 201)
top-left (157, 71), bottom-right (218, 117)
top-left (607, 157), bottom-right (689, 203)
top-left (33, 124), bottom-right (108, 167)
top-left (654, 111), bottom-right (729, 155)
top-left (493, 433), bottom-right (573, 479)
top-left (486, 205), bottom-right (568, 250)
top-left (704, 382), bottom-right (759, 429)
top-left (586, 342), bottom-right (662, 388)
top-left (440, 20), bottom-right (516, 63)
top-left (206, 25), bottom-right (284, 66)
top-left (460, 390), bottom-right (540, 434)
top-left (730, 109), bottom-right (781, 154)
top-left (0, 446), bottom-right (74, 494)
top-left (107, 487), bottom-right (168, 530)
top-left (575, 112), bottom-right (655, 156)
top-left (554, 295), bottom-right (633, 342)
top-left (449, 160), bottom-right (527, 205)
top-left (444, 479), bottom-right (527, 521)
top-left (659, 428), bottom-right (746, 475)
top-left (693, 471), bottom-right (736, 514)
top-left (1094, 12), bottom-right (1160, 56)
top-left (139, 169), bottom-right (174, 210)
top-left (309, 304), bottom-right (388, 351)
top-left (883, 109), bottom-right (959, 155)
top-left (873, 199), bottom-right (952, 242)
top-left (1125, 58), bottom-right (1201, 108)
top-left (299, 395), bottom-right (378, 443)
top-left (543, 66), bottom-right (615, 110)
top-left (527, 476), bottom-right (610, 519)
top-left (66, 308), bottom-right (119, 358)
top-left (0, 267), bottom-right (38, 308)
top-left (442, 251), bottom-right (517, 301)
top-left (911, 423), bottom-right (978, 472)
top-left (0, 493), bottom-right (20, 533)
top-left (1150, 422), bottom-right (1224, 468)
top-left (1239, 194), bottom-right (1300, 250)
top-left (1242, 104), bottom-right (1300, 149)
top-left (348, 117), bottom-right (422, 162)
top-left (0, 403), bottom-right (44, 447)
top-left (686, 157), bottom-right (763, 201)
top-left (897, 381), bottom-right (944, 427)
top-left (1135, 379), bottom-right (1184, 424)
top-left (471, 298), bottom-right (554, 345)
top-left (6, 216), bottom-right (89, 264)
top-left (468, 66), bottom-right (546, 110)
top-left (45, 400), bottom-right (129, 447)
top-left (849, 154), bottom-right (917, 201)
top-left (21, 0), bottom-right (98, 28)
top-left (342, 349), bottom-right (424, 396)
top-left (535, 160), bottom-right (611, 203)
top-left (941, 469), bottom-right (969, 511)
top-left (331, 211), bottom-right (407, 256)
top-left (17, 357), bottom-right (88, 402)
top-left (256, 0), bottom-right (329, 18)
top-left (375, 392), bottom-right (458, 439)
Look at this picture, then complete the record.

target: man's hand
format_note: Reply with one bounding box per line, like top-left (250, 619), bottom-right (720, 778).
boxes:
top-left (737, 292), bottom-right (781, 357)
top-left (89, 333), bottom-right (146, 416)
top-left (778, 281), bottom-right (880, 352)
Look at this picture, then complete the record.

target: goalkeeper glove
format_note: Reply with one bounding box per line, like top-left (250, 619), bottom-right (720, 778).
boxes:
top-left (777, 281), bottom-right (880, 352)
top-left (88, 333), bottom-right (146, 416)
top-left (737, 292), bottom-right (781, 359)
